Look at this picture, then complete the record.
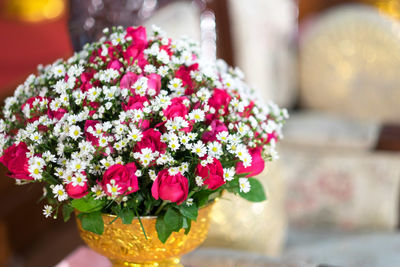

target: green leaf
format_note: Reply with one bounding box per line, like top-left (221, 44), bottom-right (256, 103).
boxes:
top-left (239, 178), bottom-right (267, 202)
top-left (71, 196), bottom-right (104, 213)
top-left (119, 208), bottom-right (134, 225)
top-left (164, 208), bottom-right (183, 232)
top-left (78, 211), bottom-right (104, 235)
top-left (62, 204), bottom-right (74, 222)
top-left (156, 216), bottom-right (173, 243)
top-left (193, 190), bottom-right (214, 207)
top-left (178, 203), bottom-right (198, 221)
top-left (183, 218), bottom-right (192, 235)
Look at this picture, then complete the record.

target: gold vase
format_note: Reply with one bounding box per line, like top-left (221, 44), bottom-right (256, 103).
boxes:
top-left (76, 204), bottom-right (213, 267)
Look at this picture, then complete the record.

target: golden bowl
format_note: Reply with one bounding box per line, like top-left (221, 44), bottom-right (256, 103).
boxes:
top-left (76, 204), bottom-right (214, 267)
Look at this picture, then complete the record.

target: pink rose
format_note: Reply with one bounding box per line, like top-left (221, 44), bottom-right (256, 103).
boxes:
top-left (236, 147), bottom-right (265, 177)
top-left (202, 120), bottom-right (228, 142)
top-left (79, 72), bottom-right (94, 92)
top-left (163, 97), bottom-right (188, 120)
top-left (47, 107), bottom-right (67, 120)
top-left (196, 158), bottom-right (225, 190)
top-left (151, 169), bottom-right (188, 205)
top-left (135, 128), bottom-right (166, 153)
top-left (146, 73), bottom-right (161, 95)
top-left (107, 60), bottom-right (123, 71)
top-left (122, 95), bottom-right (148, 111)
top-left (66, 182), bottom-right (89, 199)
top-left (120, 72), bottom-right (141, 90)
top-left (206, 88), bottom-right (231, 121)
top-left (0, 142), bottom-right (32, 180)
top-left (100, 163), bottom-right (139, 196)
top-left (175, 63), bottom-right (198, 95)
top-left (125, 26), bottom-right (148, 50)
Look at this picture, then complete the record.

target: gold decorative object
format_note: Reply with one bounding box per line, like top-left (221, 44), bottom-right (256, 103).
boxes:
top-left (367, 0), bottom-right (400, 20)
top-left (203, 163), bottom-right (287, 256)
top-left (2, 0), bottom-right (66, 22)
top-left (299, 4), bottom-right (400, 122)
top-left (76, 204), bottom-right (214, 267)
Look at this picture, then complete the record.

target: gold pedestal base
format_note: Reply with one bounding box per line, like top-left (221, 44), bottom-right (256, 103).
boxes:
top-left (111, 257), bottom-right (182, 267)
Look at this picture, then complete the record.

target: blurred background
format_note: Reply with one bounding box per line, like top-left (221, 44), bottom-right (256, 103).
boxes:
top-left (1, 0), bottom-right (400, 266)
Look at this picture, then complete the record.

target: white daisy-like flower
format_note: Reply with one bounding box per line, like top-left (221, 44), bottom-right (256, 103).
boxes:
top-left (186, 198), bottom-right (194, 206)
top-left (223, 167), bottom-right (235, 181)
top-left (188, 109), bottom-right (205, 122)
top-left (195, 176), bottom-right (204, 186)
top-left (207, 141), bottom-right (223, 158)
top-left (91, 184), bottom-right (106, 200)
top-left (168, 140), bottom-right (180, 151)
top-left (72, 172), bottom-right (87, 187)
top-left (106, 182), bottom-right (121, 197)
top-left (69, 125), bottom-right (82, 140)
top-left (239, 178), bottom-right (251, 193)
top-left (216, 131), bottom-right (229, 142)
top-left (52, 65), bottom-right (65, 77)
top-left (43, 205), bottom-right (53, 218)
top-left (168, 167), bottom-right (179, 176)
top-left (52, 184), bottom-right (68, 201)
top-left (148, 169), bottom-right (157, 181)
top-left (192, 141), bottom-right (206, 157)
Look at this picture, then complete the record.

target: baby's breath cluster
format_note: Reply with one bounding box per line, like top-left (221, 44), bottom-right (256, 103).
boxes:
top-left (0, 25), bottom-right (287, 240)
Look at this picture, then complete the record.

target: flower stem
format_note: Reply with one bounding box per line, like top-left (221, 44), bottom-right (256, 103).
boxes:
top-left (154, 201), bottom-right (169, 215)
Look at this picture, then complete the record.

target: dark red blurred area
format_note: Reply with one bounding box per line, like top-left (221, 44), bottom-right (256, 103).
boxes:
top-left (0, 15), bottom-right (73, 97)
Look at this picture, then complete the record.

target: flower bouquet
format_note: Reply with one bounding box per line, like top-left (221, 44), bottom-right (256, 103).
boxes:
top-left (0, 25), bottom-right (287, 265)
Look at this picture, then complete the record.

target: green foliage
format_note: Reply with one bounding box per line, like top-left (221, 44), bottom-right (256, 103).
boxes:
top-left (78, 211), bottom-right (104, 235)
top-left (156, 215), bottom-right (173, 243)
top-left (119, 208), bottom-right (135, 225)
top-left (239, 178), bottom-right (267, 202)
top-left (71, 195), bottom-right (104, 213)
top-left (178, 203), bottom-right (198, 221)
top-left (62, 204), bottom-right (74, 222)
top-left (164, 208), bottom-right (183, 231)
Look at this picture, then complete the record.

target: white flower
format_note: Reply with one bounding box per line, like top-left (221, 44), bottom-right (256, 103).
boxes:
top-left (30, 132), bottom-right (42, 142)
top-left (52, 184), bottom-right (68, 201)
top-left (149, 169), bottom-right (157, 181)
top-left (128, 128), bottom-right (143, 142)
top-left (91, 184), bottom-right (106, 200)
top-left (223, 167), bottom-right (235, 181)
top-left (43, 205), bottom-right (53, 218)
top-left (195, 176), bottom-right (204, 186)
top-left (52, 65), bottom-right (65, 77)
top-left (106, 181), bottom-right (121, 197)
top-left (135, 170), bottom-right (142, 177)
top-left (239, 178), bottom-right (251, 193)
top-left (186, 198), bottom-right (193, 206)
top-left (69, 125), bottom-right (82, 140)
top-left (207, 141), bottom-right (222, 158)
top-left (192, 141), bottom-right (206, 157)
top-left (168, 167), bottom-right (179, 176)
top-left (168, 140), bottom-right (180, 151)
top-left (72, 172), bottom-right (87, 186)
top-left (68, 159), bottom-right (86, 172)
top-left (189, 109), bottom-right (205, 122)
top-left (216, 131), bottom-right (229, 142)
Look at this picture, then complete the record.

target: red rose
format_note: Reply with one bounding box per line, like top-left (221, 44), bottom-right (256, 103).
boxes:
top-left (236, 147), bottom-right (265, 177)
top-left (66, 182), bottom-right (89, 199)
top-left (122, 95), bottom-right (148, 111)
top-left (47, 107), bottom-right (67, 120)
top-left (135, 128), bottom-right (166, 153)
top-left (163, 97), bottom-right (188, 120)
top-left (151, 169), bottom-right (188, 205)
top-left (206, 88), bottom-right (231, 121)
top-left (146, 73), bottom-right (161, 96)
top-left (196, 158), bottom-right (225, 190)
top-left (100, 163), bottom-right (139, 196)
top-left (120, 72), bottom-right (141, 90)
top-left (107, 60), bottom-right (124, 71)
top-left (125, 26), bottom-right (148, 50)
top-left (0, 142), bottom-right (32, 180)
top-left (175, 63), bottom-right (198, 94)
top-left (202, 119), bottom-right (228, 142)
